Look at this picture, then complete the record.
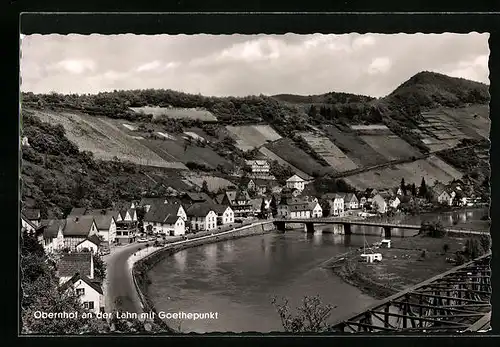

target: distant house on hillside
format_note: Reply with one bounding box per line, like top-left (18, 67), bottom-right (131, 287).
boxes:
top-left (143, 203), bottom-right (186, 236)
top-left (433, 185), bottom-right (454, 206)
top-left (185, 203), bottom-right (218, 232)
top-left (245, 159), bottom-right (270, 176)
top-left (286, 175), bottom-right (306, 191)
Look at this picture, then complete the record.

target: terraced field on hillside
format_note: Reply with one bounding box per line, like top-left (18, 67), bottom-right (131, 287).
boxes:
top-left (300, 132), bottom-right (358, 172)
top-left (360, 135), bottom-right (422, 161)
top-left (323, 125), bottom-right (387, 167)
top-left (182, 173), bottom-right (236, 192)
top-left (343, 155), bottom-right (463, 190)
top-left (130, 106), bottom-right (217, 121)
top-left (258, 147), bottom-right (311, 179)
top-left (264, 138), bottom-right (332, 177)
top-left (226, 125), bottom-right (282, 151)
top-left (30, 109), bottom-right (187, 169)
top-left (440, 104), bottom-right (490, 140)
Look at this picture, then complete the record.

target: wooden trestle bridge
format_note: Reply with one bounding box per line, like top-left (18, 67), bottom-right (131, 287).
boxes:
top-left (330, 252), bottom-right (491, 333)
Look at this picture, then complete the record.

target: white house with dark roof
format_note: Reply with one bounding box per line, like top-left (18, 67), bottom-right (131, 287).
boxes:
top-left (211, 205), bottom-right (235, 225)
top-left (245, 159), bottom-right (270, 175)
top-left (344, 193), bottom-right (359, 210)
top-left (220, 190), bottom-right (253, 216)
top-left (371, 193), bottom-right (389, 214)
top-left (278, 197), bottom-right (311, 219)
top-left (62, 216), bottom-right (98, 250)
top-left (286, 174), bottom-right (306, 191)
top-left (323, 193), bottom-right (345, 216)
top-left (76, 234), bottom-right (102, 253)
top-left (22, 208), bottom-right (41, 227)
top-left (309, 202), bottom-right (323, 218)
top-left (85, 209), bottom-right (117, 244)
top-left (39, 219), bottom-right (65, 253)
top-left (186, 203), bottom-right (218, 232)
top-left (60, 273), bottom-right (104, 314)
top-left (143, 203), bottom-right (186, 236)
top-left (21, 213), bottom-right (38, 235)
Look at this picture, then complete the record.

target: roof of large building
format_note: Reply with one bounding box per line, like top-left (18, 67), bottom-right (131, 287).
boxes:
top-left (60, 273), bottom-right (103, 295)
top-left (186, 202), bottom-right (216, 217)
top-left (211, 204), bottom-right (231, 214)
top-left (286, 174), bottom-right (305, 182)
top-left (144, 204), bottom-right (182, 224)
top-left (63, 216), bottom-right (96, 237)
top-left (183, 192), bottom-right (214, 203)
top-left (344, 193), bottom-right (358, 202)
top-left (68, 208), bottom-right (87, 217)
top-left (21, 213), bottom-right (39, 231)
top-left (57, 252), bottom-right (93, 279)
top-left (84, 210), bottom-right (116, 230)
top-left (77, 234), bottom-right (102, 247)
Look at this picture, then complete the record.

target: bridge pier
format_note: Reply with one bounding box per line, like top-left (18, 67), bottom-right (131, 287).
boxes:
top-left (304, 222), bottom-right (315, 233)
top-left (383, 226), bottom-right (392, 239)
top-left (343, 223), bottom-right (352, 235)
top-left (275, 221), bottom-right (286, 232)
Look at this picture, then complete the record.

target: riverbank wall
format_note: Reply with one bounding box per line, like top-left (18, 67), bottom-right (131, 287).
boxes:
top-left (131, 221), bottom-right (275, 331)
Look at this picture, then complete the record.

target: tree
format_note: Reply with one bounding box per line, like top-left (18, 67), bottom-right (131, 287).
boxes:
top-left (201, 180), bottom-right (209, 194)
top-left (419, 221), bottom-right (446, 238)
top-left (419, 177), bottom-right (428, 198)
top-left (259, 198), bottom-right (267, 219)
top-left (465, 238), bottom-right (485, 260)
top-left (270, 195), bottom-right (278, 217)
top-left (93, 254), bottom-right (106, 280)
top-left (411, 183), bottom-right (417, 196)
top-left (479, 234), bottom-right (491, 253)
top-left (400, 178), bottom-right (407, 196)
top-left (319, 199), bottom-right (331, 217)
top-left (272, 295), bottom-right (335, 333)
top-left (443, 244), bottom-right (450, 254)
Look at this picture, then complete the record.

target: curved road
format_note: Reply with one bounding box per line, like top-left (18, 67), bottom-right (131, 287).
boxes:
top-left (104, 243), bottom-right (146, 314)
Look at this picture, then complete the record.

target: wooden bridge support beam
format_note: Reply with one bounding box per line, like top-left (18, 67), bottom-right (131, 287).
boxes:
top-left (304, 222), bottom-right (315, 233)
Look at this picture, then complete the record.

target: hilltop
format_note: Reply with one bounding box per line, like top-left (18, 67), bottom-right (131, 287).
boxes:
top-left (21, 71), bottom-right (490, 217)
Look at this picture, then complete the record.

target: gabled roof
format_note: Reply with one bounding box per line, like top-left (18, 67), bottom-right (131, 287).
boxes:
top-left (21, 213), bottom-right (39, 231)
top-left (144, 204), bottom-right (182, 224)
top-left (85, 210), bottom-right (116, 230)
top-left (211, 204), bottom-right (231, 214)
top-left (183, 192), bottom-right (213, 203)
top-left (344, 193), bottom-right (358, 203)
top-left (186, 202), bottom-right (216, 217)
top-left (57, 252), bottom-right (93, 279)
top-left (433, 183), bottom-right (448, 196)
top-left (77, 234), bottom-right (101, 247)
top-left (22, 208), bottom-right (40, 220)
top-left (64, 216), bottom-right (96, 237)
top-left (215, 194), bottom-right (225, 204)
top-left (308, 202), bottom-right (321, 210)
top-left (399, 195), bottom-right (414, 204)
top-left (287, 174), bottom-right (305, 182)
top-left (39, 219), bottom-right (66, 238)
top-left (60, 273), bottom-right (103, 295)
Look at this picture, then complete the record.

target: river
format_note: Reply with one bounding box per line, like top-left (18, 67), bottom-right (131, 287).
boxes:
top-left (147, 207), bottom-right (488, 333)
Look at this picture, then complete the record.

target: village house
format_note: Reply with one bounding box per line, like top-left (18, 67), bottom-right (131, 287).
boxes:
top-left (389, 196), bottom-right (401, 209)
top-left (75, 234), bottom-right (102, 253)
top-left (180, 192), bottom-right (214, 206)
top-left (143, 203), bottom-right (187, 236)
top-left (278, 197), bottom-right (311, 219)
top-left (244, 178), bottom-right (278, 196)
top-left (433, 184), bottom-right (454, 206)
top-left (60, 273), bottom-right (104, 314)
top-left (219, 190), bottom-right (253, 217)
top-left (38, 219), bottom-right (65, 253)
top-left (22, 208), bottom-right (41, 227)
top-left (57, 252), bottom-right (94, 284)
top-left (186, 203), bottom-right (218, 232)
top-left (84, 210), bottom-right (117, 245)
top-left (62, 216), bottom-right (99, 250)
top-left (245, 159), bottom-right (270, 176)
top-left (286, 174), bottom-right (307, 192)
top-left (212, 205), bottom-right (235, 225)
top-left (323, 193), bottom-right (345, 217)
top-left (139, 197), bottom-right (169, 213)
top-left (357, 193), bottom-right (367, 209)
top-left (371, 193), bottom-right (389, 214)
top-left (309, 201), bottom-right (323, 218)
top-left (343, 193), bottom-right (359, 210)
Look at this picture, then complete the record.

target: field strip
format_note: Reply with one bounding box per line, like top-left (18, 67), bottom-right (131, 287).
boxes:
top-left (258, 147), bottom-right (311, 179)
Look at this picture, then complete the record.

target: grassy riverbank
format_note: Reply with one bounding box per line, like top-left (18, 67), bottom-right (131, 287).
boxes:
top-left (331, 235), bottom-right (471, 300)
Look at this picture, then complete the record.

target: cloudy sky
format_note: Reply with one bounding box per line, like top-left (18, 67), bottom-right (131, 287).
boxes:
top-left (20, 33), bottom-right (489, 98)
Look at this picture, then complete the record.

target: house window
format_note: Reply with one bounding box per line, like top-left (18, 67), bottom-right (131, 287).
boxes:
top-left (76, 288), bottom-right (85, 296)
top-left (83, 301), bottom-right (94, 310)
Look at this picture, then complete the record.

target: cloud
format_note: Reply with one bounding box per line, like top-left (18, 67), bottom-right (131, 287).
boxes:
top-left (367, 57), bottom-right (392, 75)
top-left (20, 33), bottom-right (489, 97)
top-left (49, 59), bottom-right (96, 74)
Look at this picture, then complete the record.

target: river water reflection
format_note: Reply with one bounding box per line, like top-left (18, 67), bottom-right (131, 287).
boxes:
top-left (147, 208), bottom-right (488, 333)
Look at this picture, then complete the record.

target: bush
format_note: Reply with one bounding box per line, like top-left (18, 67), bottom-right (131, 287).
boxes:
top-left (419, 221), bottom-right (446, 238)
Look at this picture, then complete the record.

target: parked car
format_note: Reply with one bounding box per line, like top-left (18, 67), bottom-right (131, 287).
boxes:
top-left (137, 238), bottom-right (148, 243)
